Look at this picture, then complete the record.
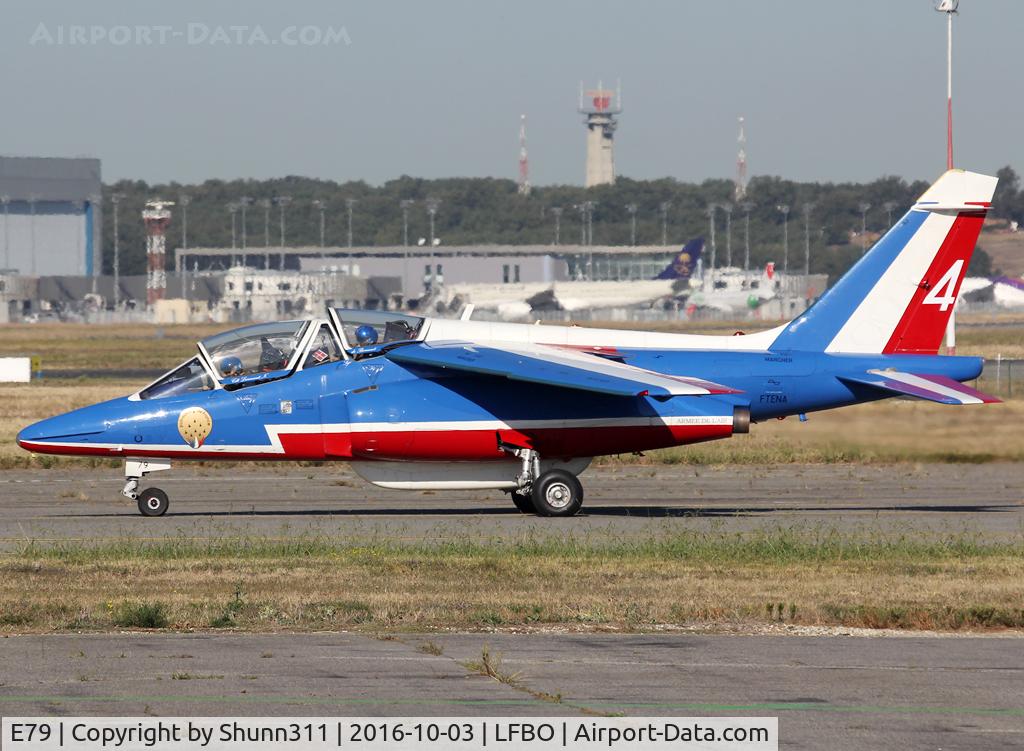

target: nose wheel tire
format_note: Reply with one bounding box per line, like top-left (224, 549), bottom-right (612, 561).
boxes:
top-left (530, 470), bottom-right (583, 517)
top-left (137, 488), bottom-right (169, 517)
top-left (510, 489), bottom-right (536, 514)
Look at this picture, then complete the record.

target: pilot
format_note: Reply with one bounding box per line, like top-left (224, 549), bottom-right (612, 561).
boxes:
top-left (218, 356), bottom-right (244, 377)
top-left (355, 324), bottom-right (379, 346)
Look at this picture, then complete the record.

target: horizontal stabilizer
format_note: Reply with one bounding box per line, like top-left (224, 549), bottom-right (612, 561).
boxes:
top-left (387, 341), bottom-right (741, 399)
top-left (839, 370), bottom-right (1000, 405)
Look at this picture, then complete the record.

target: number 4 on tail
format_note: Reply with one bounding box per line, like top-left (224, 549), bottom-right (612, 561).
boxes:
top-left (922, 260), bottom-right (964, 312)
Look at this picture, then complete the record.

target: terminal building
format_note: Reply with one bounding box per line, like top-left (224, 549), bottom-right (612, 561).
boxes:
top-left (0, 156), bottom-right (102, 277)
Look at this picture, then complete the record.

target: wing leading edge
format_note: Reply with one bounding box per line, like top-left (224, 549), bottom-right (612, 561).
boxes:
top-left (386, 341), bottom-right (741, 399)
top-left (839, 370), bottom-right (1000, 405)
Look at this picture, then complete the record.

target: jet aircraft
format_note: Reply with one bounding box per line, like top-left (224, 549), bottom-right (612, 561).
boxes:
top-left (17, 170), bottom-right (1000, 517)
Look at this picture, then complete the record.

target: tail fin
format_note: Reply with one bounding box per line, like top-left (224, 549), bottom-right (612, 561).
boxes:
top-left (654, 238), bottom-right (703, 280)
top-left (769, 169), bottom-right (997, 354)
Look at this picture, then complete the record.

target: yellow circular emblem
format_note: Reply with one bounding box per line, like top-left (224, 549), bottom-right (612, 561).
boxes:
top-left (177, 407), bottom-right (213, 449)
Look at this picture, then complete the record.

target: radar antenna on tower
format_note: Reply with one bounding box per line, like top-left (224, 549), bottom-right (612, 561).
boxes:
top-left (735, 116), bottom-right (748, 201)
top-left (518, 114), bottom-right (531, 196)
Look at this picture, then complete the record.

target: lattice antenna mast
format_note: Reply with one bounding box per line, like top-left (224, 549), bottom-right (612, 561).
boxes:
top-left (735, 116), bottom-right (748, 201)
top-left (518, 114), bottom-right (531, 196)
top-left (142, 199), bottom-right (174, 310)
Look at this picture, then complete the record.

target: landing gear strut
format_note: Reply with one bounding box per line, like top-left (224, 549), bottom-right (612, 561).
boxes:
top-left (122, 460), bottom-right (172, 517)
top-left (504, 446), bottom-right (585, 517)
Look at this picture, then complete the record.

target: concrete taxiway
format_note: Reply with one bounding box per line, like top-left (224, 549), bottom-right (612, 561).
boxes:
top-left (0, 631), bottom-right (1021, 750)
top-left (0, 463), bottom-right (1020, 547)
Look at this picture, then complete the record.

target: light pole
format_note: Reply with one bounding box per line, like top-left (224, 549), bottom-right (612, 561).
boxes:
top-left (659, 201), bottom-right (672, 246)
top-left (936, 0), bottom-right (958, 170)
top-left (883, 200), bottom-right (898, 228)
top-left (28, 194), bottom-right (39, 275)
top-left (776, 204), bottom-right (790, 274)
top-left (706, 203), bottom-right (717, 282)
top-left (586, 201), bottom-right (596, 247)
top-left (275, 196), bottom-right (291, 269)
top-left (227, 203), bottom-right (238, 265)
top-left (257, 198), bottom-right (271, 269)
top-left (740, 202), bottom-right (754, 271)
top-left (550, 207), bottom-right (563, 245)
top-left (936, 0), bottom-right (959, 353)
top-left (858, 202), bottom-right (871, 254)
top-left (345, 198), bottom-right (356, 248)
top-left (111, 194), bottom-right (123, 308)
top-left (312, 200), bottom-right (326, 257)
top-left (722, 203), bottom-right (733, 267)
top-left (399, 199), bottom-right (415, 292)
top-left (88, 194), bottom-right (101, 293)
top-left (238, 196), bottom-right (252, 264)
top-left (400, 199), bottom-right (414, 246)
top-left (580, 201), bottom-right (596, 278)
top-left (178, 194), bottom-right (191, 268)
top-left (626, 204), bottom-right (638, 246)
top-left (426, 197), bottom-right (441, 289)
top-left (72, 200), bottom-right (84, 280)
top-left (1, 195), bottom-right (10, 271)
top-left (802, 203), bottom-right (815, 278)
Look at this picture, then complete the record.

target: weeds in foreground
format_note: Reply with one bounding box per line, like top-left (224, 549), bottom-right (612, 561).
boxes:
top-left (462, 646), bottom-right (521, 687)
top-left (111, 601), bottom-right (168, 629)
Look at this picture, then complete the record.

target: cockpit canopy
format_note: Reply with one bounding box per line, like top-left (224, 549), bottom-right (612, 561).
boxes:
top-left (137, 310), bottom-right (426, 400)
top-left (200, 320), bottom-right (309, 379)
top-left (329, 309), bottom-right (424, 352)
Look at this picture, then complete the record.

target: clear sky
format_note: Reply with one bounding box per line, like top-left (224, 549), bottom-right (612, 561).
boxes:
top-left (1, 1), bottom-right (1019, 186)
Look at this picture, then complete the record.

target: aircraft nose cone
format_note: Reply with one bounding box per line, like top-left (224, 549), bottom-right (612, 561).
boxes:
top-left (16, 411), bottom-right (107, 453)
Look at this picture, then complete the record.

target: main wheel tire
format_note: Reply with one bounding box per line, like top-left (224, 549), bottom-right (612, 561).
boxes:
top-left (530, 470), bottom-right (583, 517)
top-left (510, 489), bottom-right (536, 514)
top-left (137, 488), bottom-right (169, 517)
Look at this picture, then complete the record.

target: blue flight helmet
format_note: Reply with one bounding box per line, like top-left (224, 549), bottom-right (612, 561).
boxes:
top-left (218, 355), bottom-right (244, 376)
top-left (355, 324), bottom-right (379, 346)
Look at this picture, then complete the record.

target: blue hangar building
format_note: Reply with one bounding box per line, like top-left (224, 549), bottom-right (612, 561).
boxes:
top-left (0, 156), bottom-right (102, 277)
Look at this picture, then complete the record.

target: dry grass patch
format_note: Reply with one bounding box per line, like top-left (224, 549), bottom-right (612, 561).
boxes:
top-left (0, 532), bottom-right (1021, 634)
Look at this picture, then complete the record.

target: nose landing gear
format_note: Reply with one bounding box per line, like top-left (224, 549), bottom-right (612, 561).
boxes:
top-left (137, 487), bottom-right (170, 517)
top-left (122, 459), bottom-right (172, 517)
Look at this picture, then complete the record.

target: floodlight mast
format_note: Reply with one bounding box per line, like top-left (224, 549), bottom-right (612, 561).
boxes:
top-left (935, 0), bottom-right (958, 170)
top-left (935, 0), bottom-right (959, 352)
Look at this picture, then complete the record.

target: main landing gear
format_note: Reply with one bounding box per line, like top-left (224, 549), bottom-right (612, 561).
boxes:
top-left (506, 447), bottom-right (584, 517)
top-left (122, 459), bottom-right (172, 517)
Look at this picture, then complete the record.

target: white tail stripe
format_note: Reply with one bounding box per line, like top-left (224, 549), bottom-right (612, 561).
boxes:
top-left (825, 211), bottom-right (956, 353)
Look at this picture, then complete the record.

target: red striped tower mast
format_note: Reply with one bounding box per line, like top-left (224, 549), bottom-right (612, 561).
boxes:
top-left (517, 114), bottom-right (531, 196)
top-left (143, 199), bottom-right (173, 309)
top-left (734, 116), bottom-right (748, 201)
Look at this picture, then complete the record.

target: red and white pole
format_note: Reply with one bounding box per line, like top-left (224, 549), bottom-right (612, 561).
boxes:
top-left (142, 200), bottom-right (173, 310)
top-left (946, 9), bottom-right (954, 170)
top-left (941, 3), bottom-right (957, 354)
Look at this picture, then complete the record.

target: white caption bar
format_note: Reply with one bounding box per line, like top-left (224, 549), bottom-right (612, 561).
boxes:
top-left (3, 717), bottom-right (778, 751)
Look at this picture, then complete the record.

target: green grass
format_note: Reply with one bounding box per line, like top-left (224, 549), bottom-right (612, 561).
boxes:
top-left (13, 528), bottom-right (1019, 566)
top-left (111, 601), bottom-right (169, 629)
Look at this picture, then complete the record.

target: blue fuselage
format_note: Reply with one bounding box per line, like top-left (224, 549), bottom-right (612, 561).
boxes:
top-left (16, 347), bottom-right (985, 463)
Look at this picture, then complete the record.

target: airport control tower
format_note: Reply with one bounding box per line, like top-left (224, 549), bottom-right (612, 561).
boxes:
top-left (579, 81), bottom-right (621, 187)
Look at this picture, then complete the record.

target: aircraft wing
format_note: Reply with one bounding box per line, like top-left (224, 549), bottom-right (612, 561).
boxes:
top-left (386, 341), bottom-right (741, 399)
top-left (839, 370), bottom-right (1000, 405)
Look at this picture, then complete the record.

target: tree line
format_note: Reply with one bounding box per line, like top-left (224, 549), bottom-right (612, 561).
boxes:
top-left (101, 167), bottom-right (1015, 278)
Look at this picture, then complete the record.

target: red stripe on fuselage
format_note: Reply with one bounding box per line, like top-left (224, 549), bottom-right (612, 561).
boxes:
top-left (20, 423), bottom-right (733, 462)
